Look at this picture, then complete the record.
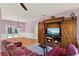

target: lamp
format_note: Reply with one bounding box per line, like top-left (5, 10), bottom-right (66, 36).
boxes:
top-left (54, 40), bottom-right (58, 44)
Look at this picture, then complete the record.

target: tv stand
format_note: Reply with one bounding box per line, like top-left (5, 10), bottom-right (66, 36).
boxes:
top-left (45, 36), bottom-right (61, 47)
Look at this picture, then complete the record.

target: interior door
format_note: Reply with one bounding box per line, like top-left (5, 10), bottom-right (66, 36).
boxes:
top-left (38, 22), bottom-right (45, 44)
top-left (61, 18), bottom-right (77, 48)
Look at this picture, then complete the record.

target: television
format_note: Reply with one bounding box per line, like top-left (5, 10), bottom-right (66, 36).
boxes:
top-left (46, 28), bottom-right (60, 37)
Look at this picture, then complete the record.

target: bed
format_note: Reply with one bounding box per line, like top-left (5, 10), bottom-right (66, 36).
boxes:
top-left (2, 39), bottom-right (79, 56)
top-left (2, 40), bottom-right (41, 56)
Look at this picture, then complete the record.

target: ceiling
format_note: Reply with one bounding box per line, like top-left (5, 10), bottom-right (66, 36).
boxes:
top-left (0, 3), bottom-right (79, 22)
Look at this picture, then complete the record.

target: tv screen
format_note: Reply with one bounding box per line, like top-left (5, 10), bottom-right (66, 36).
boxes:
top-left (47, 28), bottom-right (60, 37)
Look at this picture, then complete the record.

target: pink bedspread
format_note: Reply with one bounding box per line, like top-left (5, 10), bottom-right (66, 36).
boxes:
top-left (2, 40), bottom-right (41, 56)
top-left (20, 47), bottom-right (41, 56)
top-left (47, 47), bottom-right (66, 56)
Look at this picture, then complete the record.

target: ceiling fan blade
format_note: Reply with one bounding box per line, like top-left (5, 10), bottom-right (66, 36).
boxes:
top-left (20, 3), bottom-right (27, 11)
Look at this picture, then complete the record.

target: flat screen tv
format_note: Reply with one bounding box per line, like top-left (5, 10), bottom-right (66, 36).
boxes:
top-left (46, 28), bottom-right (60, 37)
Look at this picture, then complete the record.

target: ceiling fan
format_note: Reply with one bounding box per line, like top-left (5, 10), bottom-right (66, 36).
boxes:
top-left (20, 3), bottom-right (28, 11)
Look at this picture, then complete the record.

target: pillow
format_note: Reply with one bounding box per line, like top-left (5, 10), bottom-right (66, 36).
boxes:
top-left (3, 40), bottom-right (11, 44)
top-left (47, 47), bottom-right (66, 56)
top-left (66, 44), bottom-right (78, 56)
top-left (6, 43), bottom-right (16, 50)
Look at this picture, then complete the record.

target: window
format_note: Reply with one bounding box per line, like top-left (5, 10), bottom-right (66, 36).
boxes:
top-left (8, 27), bottom-right (12, 34)
top-left (7, 26), bottom-right (20, 34)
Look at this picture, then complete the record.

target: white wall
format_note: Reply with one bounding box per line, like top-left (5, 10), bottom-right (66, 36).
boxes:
top-left (25, 21), bottom-right (38, 39)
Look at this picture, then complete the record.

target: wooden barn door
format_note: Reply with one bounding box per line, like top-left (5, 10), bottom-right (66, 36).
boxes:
top-left (61, 17), bottom-right (77, 48)
top-left (38, 22), bottom-right (45, 44)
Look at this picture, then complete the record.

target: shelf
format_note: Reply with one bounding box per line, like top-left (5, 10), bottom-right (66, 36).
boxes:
top-left (45, 41), bottom-right (60, 47)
